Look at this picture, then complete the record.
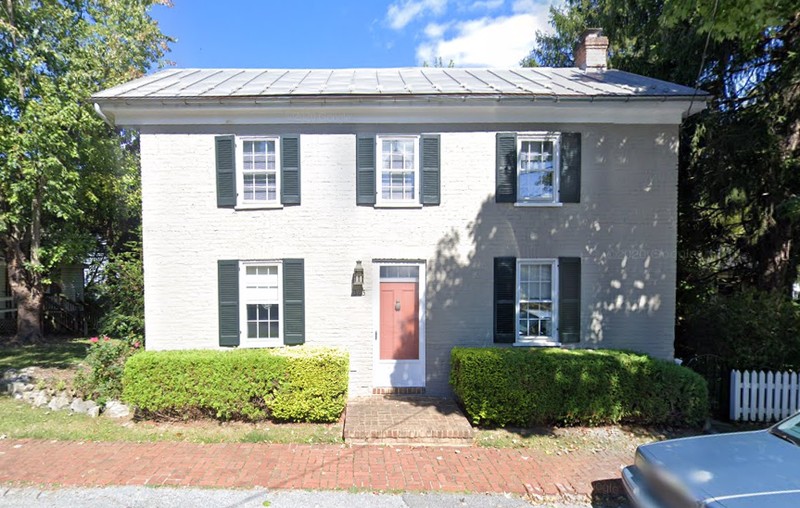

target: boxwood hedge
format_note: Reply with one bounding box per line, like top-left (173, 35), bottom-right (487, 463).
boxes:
top-left (450, 347), bottom-right (707, 427)
top-left (122, 347), bottom-right (348, 422)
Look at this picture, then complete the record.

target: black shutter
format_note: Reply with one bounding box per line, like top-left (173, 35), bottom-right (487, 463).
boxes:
top-left (559, 133), bottom-right (581, 203)
top-left (218, 260), bottom-right (240, 347)
top-left (496, 133), bottom-right (517, 203)
top-left (283, 259), bottom-right (305, 345)
top-left (558, 257), bottom-right (581, 344)
top-left (281, 135), bottom-right (301, 205)
top-left (420, 134), bottom-right (441, 205)
top-left (356, 135), bottom-right (376, 205)
top-left (494, 257), bottom-right (516, 343)
top-left (215, 135), bottom-right (236, 208)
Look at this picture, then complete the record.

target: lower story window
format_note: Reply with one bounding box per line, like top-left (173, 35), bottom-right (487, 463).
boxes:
top-left (517, 259), bottom-right (557, 343)
top-left (240, 262), bottom-right (282, 344)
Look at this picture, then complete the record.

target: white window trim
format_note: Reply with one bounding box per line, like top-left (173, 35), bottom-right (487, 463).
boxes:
top-left (235, 136), bottom-right (282, 209)
top-left (515, 258), bottom-right (559, 346)
top-left (238, 260), bottom-right (283, 348)
top-left (516, 132), bottom-right (561, 205)
top-left (375, 134), bottom-right (420, 208)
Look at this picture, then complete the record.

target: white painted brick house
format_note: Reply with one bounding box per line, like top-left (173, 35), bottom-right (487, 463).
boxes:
top-left (93, 33), bottom-right (707, 396)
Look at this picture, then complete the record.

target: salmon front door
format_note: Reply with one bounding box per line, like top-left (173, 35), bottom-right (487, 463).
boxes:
top-left (373, 263), bottom-right (425, 388)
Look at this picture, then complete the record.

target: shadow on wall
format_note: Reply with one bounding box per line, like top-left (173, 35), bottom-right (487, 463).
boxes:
top-left (418, 130), bottom-right (677, 396)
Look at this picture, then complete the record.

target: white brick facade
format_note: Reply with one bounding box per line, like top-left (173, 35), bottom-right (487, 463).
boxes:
top-left (140, 122), bottom-right (679, 396)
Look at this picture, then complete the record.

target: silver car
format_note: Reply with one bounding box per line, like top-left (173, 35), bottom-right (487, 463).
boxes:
top-left (622, 411), bottom-right (800, 507)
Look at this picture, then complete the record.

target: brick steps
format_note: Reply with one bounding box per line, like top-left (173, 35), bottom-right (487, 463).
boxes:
top-left (343, 395), bottom-right (475, 446)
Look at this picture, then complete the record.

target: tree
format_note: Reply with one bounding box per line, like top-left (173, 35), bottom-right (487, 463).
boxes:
top-left (0, 0), bottom-right (172, 342)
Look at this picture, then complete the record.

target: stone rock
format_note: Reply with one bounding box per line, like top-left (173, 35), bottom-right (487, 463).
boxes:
top-left (70, 398), bottom-right (99, 415)
top-left (87, 405), bottom-right (101, 418)
top-left (2, 369), bottom-right (18, 380)
top-left (32, 391), bottom-right (49, 408)
top-left (103, 400), bottom-right (131, 419)
top-left (47, 393), bottom-right (72, 411)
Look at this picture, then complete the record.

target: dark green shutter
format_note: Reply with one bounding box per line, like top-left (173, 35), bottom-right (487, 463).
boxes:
top-left (496, 133), bottom-right (517, 203)
top-left (420, 134), bottom-right (441, 205)
top-left (281, 135), bottom-right (301, 205)
top-left (494, 257), bottom-right (516, 343)
top-left (283, 259), bottom-right (305, 345)
top-left (558, 257), bottom-right (581, 344)
top-left (218, 260), bottom-right (240, 347)
top-left (356, 135), bottom-right (376, 205)
top-left (215, 135), bottom-right (236, 208)
top-left (559, 133), bottom-right (581, 203)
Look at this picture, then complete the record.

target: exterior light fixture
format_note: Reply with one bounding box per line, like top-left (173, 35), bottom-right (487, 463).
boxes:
top-left (352, 261), bottom-right (365, 296)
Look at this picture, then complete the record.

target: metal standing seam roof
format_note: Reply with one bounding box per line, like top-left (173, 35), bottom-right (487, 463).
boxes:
top-left (93, 67), bottom-right (707, 101)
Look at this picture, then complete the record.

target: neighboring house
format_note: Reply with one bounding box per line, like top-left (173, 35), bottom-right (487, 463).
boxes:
top-left (92, 31), bottom-right (707, 396)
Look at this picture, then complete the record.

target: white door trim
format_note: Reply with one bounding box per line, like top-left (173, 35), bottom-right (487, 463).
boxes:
top-left (372, 260), bottom-right (426, 388)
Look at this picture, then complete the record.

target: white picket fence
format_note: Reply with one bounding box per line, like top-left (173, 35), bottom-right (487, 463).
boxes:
top-left (730, 369), bottom-right (800, 422)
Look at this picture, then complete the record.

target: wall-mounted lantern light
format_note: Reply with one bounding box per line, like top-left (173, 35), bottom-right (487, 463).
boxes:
top-left (351, 261), bottom-right (365, 296)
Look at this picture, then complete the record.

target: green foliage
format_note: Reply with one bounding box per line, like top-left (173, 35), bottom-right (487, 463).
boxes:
top-left (122, 347), bottom-right (349, 423)
top-left (98, 237), bottom-right (144, 343)
top-left (450, 347), bottom-right (708, 427)
top-left (75, 336), bottom-right (140, 404)
top-left (683, 288), bottom-right (800, 371)
top-left (0, 0), bottom-right (171, 341)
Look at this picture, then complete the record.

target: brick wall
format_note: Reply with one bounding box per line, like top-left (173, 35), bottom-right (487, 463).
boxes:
top-left (140, 122), bottom-right (679, 396)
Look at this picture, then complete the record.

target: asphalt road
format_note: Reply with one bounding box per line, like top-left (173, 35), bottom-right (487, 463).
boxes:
top-left (0, 486), bottom-right (612, 508)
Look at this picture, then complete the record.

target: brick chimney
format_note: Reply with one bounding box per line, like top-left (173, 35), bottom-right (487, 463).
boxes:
top-left (574, 28), bottom-right (609, 71)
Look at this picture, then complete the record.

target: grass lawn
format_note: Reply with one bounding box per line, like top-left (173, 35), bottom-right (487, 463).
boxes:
top-left (0, 338), bottom-right (90, 370)
top-left (0, 397), bottom-right (343, 444)
top-left (476, 425), bottom-right (701, 454)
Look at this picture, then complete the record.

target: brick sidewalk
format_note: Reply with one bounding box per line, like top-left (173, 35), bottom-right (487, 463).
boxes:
top-left (0, 439), bottom-right (628, 498)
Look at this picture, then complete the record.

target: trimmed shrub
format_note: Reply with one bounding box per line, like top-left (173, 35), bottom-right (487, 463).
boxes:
top-left (450, 347), bottom-right (708, 427)
top-left (122, 347), bottom-right (348, 422)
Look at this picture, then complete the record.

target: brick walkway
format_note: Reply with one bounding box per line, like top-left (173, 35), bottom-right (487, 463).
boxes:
top-left (0, 439), bottom-right (628, 498)
top-left (344, 396), bottom-right (475, 445)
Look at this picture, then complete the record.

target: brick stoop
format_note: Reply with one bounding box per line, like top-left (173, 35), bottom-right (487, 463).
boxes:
top-left (343, 395), bottom-right (475, 446)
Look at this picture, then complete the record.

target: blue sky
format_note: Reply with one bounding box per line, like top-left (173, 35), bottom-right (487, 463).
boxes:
top-left (152, 0), bottom-right (556, 69)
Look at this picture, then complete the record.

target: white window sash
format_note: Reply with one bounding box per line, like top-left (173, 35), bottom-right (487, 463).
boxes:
top-left (516, 133), bottom-right (561, 204)
top-left (235, 136), bottom-right (281, 207)
top-left (515, 258), bottom-right (559, 345)
top-left (239, 260), bottom-right (283, 347)
top-left (375, 135), bottom-right (420, 206)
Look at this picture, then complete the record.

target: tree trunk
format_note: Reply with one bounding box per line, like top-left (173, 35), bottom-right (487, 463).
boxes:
top-left (4, 232), bottom-right (43, 344)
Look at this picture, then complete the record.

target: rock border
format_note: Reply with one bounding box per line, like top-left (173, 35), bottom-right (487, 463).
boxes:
top-left (1, 367), bottom-right (129, 419)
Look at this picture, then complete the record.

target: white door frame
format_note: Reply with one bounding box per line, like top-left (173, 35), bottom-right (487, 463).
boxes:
top-left (372, 260), bottom-right (426, 388)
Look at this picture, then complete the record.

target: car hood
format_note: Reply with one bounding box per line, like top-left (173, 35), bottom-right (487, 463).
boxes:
top-left (638, 430), bottom-right (800, 507)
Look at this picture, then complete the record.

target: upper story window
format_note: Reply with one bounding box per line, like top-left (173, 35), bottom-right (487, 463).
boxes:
top-left (377, 135), bottom-right (419, 206)
top-left (517, 133), bottom-right (560, 204)
top-left (517, 259), bottom-right (558, 345)
top-left (238, 137), bottom-right (280, 207)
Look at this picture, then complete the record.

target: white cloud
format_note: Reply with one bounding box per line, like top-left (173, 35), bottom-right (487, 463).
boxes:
top-left (423, 22), bottom-right (451, 38)
top-left (416, 11), bottom-right (551, 67)
top-left (466, 0), bottom-right (504, 10)
top-left (386, 0), bottom-right (448, 30)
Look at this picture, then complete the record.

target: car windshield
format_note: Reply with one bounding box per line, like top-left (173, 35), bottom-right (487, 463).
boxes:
top-left (771, 412), bottom-right (800, 445)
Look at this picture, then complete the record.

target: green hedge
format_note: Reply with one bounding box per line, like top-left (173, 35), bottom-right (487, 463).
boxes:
top-left (450, 347), bottom-right (708, 427)
top-left (122, 347), bottom-right (348, 422)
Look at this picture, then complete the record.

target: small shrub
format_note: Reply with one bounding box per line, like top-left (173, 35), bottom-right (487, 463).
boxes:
top-left (450, 347), bottom-right (708, 427)
top-left (75, 336), bottom-right (141, 404)
top-left (98, 239), bottom-right (144, 344)
top-left (122, 347), bottom-right (348, 422)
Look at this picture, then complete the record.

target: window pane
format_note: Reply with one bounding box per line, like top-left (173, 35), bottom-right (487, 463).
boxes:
top-left (247, 322), bottom-right (257, 338)
top-left (269, 322), bottom-right (279, 338)
top-left (247, 304), bottom-right (257, 321)
top-left (258, 322), bottom-right (270, 338)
